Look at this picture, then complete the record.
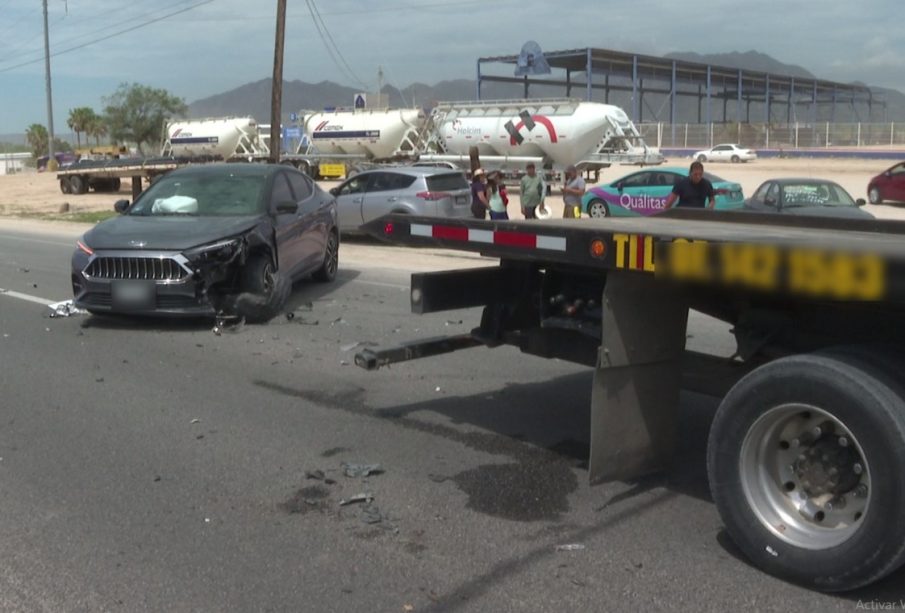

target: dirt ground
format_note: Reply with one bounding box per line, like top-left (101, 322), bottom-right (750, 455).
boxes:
top-left (1, 156), bottom-right (903, 221)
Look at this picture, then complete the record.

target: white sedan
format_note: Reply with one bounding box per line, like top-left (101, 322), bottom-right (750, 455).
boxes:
top-left (693, 143), bottom-right (757, 163)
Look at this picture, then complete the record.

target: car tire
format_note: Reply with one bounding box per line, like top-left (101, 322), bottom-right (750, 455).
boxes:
top-left (697, 155), bottom-right (707, 163)
top-left (707, 350), bottom-right (905, 591)
top-left (235, 253), bottom-right (290, 323)
top-left (731, 155), bottom-right (740, 163)
top-left (313, 229), bottom-right (339, 283)
top-left (587, 198), bottom-right (609, 218)
top-left (868, 187), bottom-right (882, 204)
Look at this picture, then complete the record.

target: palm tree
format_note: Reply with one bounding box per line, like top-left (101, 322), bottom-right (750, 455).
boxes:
top-left (67, 107), bottom-right (98, 148)
top-left (87, 115), bottom-right (108, 146)
top-left (25, 123), bottom-right (48, 158)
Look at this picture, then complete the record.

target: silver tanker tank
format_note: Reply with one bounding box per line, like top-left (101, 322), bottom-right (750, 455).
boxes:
top-left (301, 108), bottom-right (426, 159)
top-left (164, 117), bottom-right (266, 159)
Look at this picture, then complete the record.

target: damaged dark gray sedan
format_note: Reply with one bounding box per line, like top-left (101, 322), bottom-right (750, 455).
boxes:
top-left (71, 163), bottom-right (339, 322)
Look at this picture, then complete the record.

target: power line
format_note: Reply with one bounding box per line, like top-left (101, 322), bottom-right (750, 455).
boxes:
top-left (0, 0), bottom-right (202, 64)
top-left (308, 0), bottom-right (366, 87)
top-left (0, 0), bottom-right (214, 74)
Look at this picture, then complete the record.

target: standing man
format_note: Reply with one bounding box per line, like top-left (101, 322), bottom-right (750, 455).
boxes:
top-left (470, 168), bottom-right (488, 219)
top-left (663, 161), bottom-right (716, 210)
top-left (561, 165), bottom-right (585, 219)
top-left (519, 162), bottom-right (546, 219)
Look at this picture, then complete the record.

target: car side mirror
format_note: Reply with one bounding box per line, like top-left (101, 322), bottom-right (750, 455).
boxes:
top-left (329, 187), bottom-right (339, 196)
top-left (885, 172), bottom-right (892, 178)
top-left (856, 198), bottom-right (866, 207)
top-left (764, 197), bottom-right (776, 207)
top-left (616, 182), bottom-right (624, 192)
top-left (275, 201), bottom-right (299, 214)
top-left (114, 199), bottom-right (130, 213)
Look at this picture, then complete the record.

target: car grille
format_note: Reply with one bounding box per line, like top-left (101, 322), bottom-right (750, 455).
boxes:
top-left (85, 256), bottom-right (188, 281)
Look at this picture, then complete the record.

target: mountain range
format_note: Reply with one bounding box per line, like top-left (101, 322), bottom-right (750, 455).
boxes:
top-left (186, 50), bottom-right (905, 124)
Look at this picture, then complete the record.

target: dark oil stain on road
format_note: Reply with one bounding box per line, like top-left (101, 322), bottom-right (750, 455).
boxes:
top-left (279, 485), bottom-right (330, 515)
top-left (451, 462), bottom-right (577, 522)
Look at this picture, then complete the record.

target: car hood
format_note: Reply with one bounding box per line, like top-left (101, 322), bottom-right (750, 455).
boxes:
top-left (782, 206), bottom-right (874, 219)
top-left (83, 215), bottom-right (266, 250)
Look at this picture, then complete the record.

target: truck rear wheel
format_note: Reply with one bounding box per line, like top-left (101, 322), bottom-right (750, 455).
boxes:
top-left (707, 351), bottom-right (905, 591)
top-left (69, 174), bottom-right (88, 194)
top-left (60, 177), bottom-right (72, 194)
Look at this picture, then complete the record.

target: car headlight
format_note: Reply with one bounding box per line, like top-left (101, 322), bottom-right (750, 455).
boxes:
top-left (183, 237), bottom-right (243, 263)
top-left (76, 239), bottom-right (94, 255)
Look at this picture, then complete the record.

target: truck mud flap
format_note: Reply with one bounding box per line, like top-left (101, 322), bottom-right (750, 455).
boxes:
top-left (590, 271), bottom-right (689, 483)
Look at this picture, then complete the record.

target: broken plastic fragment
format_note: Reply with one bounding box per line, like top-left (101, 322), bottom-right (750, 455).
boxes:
top-left (47, 300), bottom-right (86, 318)
top-left (555, 544), bottom-right (586, 551)
top-left (360, 502), bottom-right (384, 524)
top-left (340, 340), bottom-right (378, 352)
top-left (339, 492), bottom-right (373, 506)
top-left (342, 462), bottom-right (384, 478)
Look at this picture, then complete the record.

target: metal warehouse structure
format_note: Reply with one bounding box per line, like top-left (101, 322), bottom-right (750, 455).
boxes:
top-left (476, 46), bottom-right (885, 125)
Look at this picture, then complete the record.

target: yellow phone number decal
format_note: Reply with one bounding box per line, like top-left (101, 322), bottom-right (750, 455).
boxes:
top-left (612, 234), bottom-right (886, 301)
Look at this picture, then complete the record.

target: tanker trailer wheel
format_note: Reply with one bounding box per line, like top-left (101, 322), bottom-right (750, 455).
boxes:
top-left (60, 177), bottom-right (72, 194)
top-left (697, 154), bottom-right (707, 163)
top-left (110, 178), bottom-right (121, 192)
top-left (587, 198), bottom-right (609, 218)
top-left (707, 350), bottom-right (905, 591)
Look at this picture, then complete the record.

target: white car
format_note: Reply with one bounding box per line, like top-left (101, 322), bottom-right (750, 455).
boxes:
top-left (693, 143), bottom-right (757, 163)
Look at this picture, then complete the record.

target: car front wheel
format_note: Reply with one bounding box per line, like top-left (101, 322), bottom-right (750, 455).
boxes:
top-left (235, 253), bottom-right (290, 323)
top-left (868, 187), bottom-right (882, 204)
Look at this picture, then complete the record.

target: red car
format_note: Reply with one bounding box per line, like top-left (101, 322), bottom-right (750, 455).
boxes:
top-left (867, 161), bottom-right (905, 204)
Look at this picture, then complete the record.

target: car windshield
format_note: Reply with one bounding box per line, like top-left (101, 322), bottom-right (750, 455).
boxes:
top-left (781, 183), bottom-right (855, 208)
top-left (128, 173), bottom-right (267, 216)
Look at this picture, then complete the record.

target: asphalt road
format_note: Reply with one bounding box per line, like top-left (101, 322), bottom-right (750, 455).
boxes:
top-left (1, 224), bottom-right (904, 612)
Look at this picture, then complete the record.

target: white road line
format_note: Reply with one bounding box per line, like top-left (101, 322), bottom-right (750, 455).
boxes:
top-left (0, 233), bottom-right (73, 247)
top-left (0, 288), bottom-right (55, 306)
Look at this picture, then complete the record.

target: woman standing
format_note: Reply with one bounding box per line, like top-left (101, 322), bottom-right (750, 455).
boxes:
top-left (470, 168), bottom-right (489, 219)
top-left (486, 176), bottom-right (509, 220)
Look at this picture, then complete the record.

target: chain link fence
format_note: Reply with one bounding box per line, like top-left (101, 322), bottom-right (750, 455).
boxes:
top-left (639, 122), bottom-right (905, 150)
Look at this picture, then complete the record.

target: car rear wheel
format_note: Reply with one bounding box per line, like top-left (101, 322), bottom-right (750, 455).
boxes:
top-left (731, 155), bottom-right (740, 163)
top-left (587, 198), bottom-right (609, 218)
top-left (313, 230), bottom-right (339, 282)
top-left (868, 187), bottom-right (882, 204)
top-left (697, 155), bottom-right (707, 163)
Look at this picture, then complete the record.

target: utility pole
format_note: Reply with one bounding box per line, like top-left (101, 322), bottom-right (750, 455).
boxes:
top-left (269, 0), bottom-right (286, 164)
top-left (42, 0), bottom-right (57, 170)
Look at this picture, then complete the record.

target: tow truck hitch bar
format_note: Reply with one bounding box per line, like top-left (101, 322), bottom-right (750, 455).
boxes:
top-left (354, 333), bottom-right (484, 371)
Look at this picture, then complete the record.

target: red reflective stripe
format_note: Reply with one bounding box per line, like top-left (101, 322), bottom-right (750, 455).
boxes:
top-left (636, 235), bottom-right (645, 270)
top-left (433, 225), bottom-right (469, 241)
top-left (493, 231), bottom-right (537, 248)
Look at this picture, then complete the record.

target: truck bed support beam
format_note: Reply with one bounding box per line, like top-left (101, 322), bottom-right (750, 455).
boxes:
top-left (590, 272), bottom-right (689, 483)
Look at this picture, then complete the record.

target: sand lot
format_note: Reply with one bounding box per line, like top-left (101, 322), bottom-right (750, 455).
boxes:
top-left (1, 156), bottom-right (903, 223)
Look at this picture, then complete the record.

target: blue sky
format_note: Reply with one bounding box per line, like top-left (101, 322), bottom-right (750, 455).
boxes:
top-left (0, 0), bottom-right (901, 136)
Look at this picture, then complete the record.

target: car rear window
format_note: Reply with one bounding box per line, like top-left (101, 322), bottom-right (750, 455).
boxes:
top-left (704, 172), bottom-right (726, 183)
top-left (426, 173), bottom-right (469, 192)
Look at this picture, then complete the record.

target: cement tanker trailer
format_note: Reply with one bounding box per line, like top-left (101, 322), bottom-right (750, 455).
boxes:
top-left (300, 108), bottom-right (427, 160)
top-left (161, 117), bottom-right (269, 159)
top-left (419, 98), bottom-right (663, 172)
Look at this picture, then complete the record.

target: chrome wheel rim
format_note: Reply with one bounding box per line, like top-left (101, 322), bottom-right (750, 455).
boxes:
top-left (739, 404), bottom-right (870, 549)
top-left (588, 200), bottom-right (607, 218)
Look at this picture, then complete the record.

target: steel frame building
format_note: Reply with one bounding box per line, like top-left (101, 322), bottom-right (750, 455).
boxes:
top-left (476, 47), bottom-right (885, 125)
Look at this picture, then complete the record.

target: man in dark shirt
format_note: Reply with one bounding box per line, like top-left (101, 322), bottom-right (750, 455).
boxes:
top-left (664, 161), bottom-right (715, 209)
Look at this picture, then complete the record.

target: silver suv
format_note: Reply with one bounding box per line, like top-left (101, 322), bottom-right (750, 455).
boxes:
top-left (330, 166), bottom-right (472, 234)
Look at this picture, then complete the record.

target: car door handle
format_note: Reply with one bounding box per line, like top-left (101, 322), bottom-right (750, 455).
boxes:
top-left (387, 197), bottom-right (398, 202)
top-left (353, 197), bottom-right (362, 203)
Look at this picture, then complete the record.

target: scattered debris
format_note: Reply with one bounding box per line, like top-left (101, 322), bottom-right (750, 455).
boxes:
top-left (445, 319), bottom-right (463, 326)
top-left (555, 544), bottom-right (586, 552)
top-left (360, 502), bottom-right (385, 524)
top-left (305, 469), bottom-right (326, 481)
top-left (95, 377), bottom-right (104, 383)
top-left (19, 267), bottom-right (30, 273)
top-left (285, 312), bottom-right (295, 320)
top-left (212, 315), bottom-right (245, 335)
top-left (47, 300), bottom-right (86, 318)
top-left (153, 475), bottom-right (161, 482)
top-left (339, 492), bottom-right (374, 506)
top-left (342, 462), bottom-right (383, 478)
top-left (427, 474), bottom-right (449, 483)
top-left (331, 317), bottom-right (346, 326)
top-left (195, 434), bottom-right (205, 440)
top-left (191, 418), bottom-right (201, 424)
top-left (435, 386), bottom-right (441, 392)
top-left (340, 360), bottom-right (349, 366)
